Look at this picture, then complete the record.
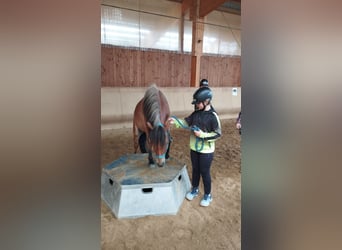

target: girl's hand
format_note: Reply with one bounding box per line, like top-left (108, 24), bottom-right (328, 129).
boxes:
top-left (167, 117), bottom-right (175, 125)
top-left (193, 129), bottom-right (202, 137)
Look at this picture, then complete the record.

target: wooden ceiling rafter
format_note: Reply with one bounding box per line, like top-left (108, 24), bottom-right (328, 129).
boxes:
top-left (181, 0), bottom-right (192, 14)
top-left (199, 0), bottom-right (227, 18)
top-left (177, 0), bottom-right (241, 17)
top-left (217, 0), bottom-right (241, 15)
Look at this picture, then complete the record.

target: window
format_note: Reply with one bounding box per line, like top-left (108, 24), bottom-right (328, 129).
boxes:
top-left (101, 3), bottom-right (241, 56)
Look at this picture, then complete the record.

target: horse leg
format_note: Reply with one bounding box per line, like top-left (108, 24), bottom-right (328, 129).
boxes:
top-left (165, 132), bottom-right (172, 159)
top-left (138, 133), bottom-right (147, 153)
top-left (165, 141), bottom-right (171, 160)
top-left (148, 150), bottom-right (155, 168)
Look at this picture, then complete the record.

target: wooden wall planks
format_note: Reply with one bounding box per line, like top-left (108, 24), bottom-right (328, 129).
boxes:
top-left (101, 45), bottom-right (240, 87)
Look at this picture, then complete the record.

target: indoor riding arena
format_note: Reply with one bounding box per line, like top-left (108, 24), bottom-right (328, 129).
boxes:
top-left (101, 1), bottom-right (241, 249)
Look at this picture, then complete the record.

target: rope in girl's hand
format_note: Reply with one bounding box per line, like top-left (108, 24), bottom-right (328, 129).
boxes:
top-left (170, 115), bottom-right (204, 151)
top-left (170, 116), bottom-right (198, 131)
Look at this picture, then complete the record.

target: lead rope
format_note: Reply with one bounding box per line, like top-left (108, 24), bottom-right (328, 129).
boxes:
top-left (170, 115), bottom-right (204, 151)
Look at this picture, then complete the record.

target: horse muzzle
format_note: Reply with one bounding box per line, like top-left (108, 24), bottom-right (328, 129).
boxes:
top-left (154, 154), bottom-right (166, 167)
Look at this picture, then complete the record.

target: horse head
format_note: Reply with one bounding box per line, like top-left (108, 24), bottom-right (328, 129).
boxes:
top-left (147, 121), bottom-right (170, 167)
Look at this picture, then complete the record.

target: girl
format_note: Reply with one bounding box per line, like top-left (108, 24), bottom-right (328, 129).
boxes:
top-left (170, 87), bottom-right (221, 207)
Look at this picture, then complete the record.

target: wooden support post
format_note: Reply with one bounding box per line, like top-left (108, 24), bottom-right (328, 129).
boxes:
top-left (180, 13), bottom-right (184, 53)
top-left (190, 0), bottom-right (204, 87)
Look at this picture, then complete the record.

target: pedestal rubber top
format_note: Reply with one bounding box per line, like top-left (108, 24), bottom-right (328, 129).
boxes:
top-left (103, 154), bottom-right (186, 185)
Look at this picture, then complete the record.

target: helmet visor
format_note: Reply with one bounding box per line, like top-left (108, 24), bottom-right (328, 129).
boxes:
top-left (192, 99), bottom-right (199, 105)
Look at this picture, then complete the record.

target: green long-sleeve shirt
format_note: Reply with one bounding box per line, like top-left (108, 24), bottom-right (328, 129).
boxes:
top-left (173, 108), bottom-right (221, 153)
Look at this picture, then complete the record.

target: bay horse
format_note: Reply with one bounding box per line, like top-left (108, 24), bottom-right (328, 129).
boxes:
top-left (133, 84), bottom-right (171, 167)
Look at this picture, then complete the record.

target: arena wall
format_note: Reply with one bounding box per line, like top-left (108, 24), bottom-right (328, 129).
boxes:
top-left (101, 87), bottom-right (241, 130)
top-left (101, 46), bottom-right (241, 88)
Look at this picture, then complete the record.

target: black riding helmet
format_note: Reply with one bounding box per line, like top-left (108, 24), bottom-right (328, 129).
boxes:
top-left (192, 86), bottom-right (212, 104)
top-left (199, 79), bottom-right (209, 87)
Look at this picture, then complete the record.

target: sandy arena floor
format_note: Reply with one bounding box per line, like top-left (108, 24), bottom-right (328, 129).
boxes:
top-left (101, 119), bottom-right (241, 250)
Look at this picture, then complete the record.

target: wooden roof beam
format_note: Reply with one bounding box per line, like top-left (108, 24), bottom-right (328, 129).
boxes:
top-left (181, 0), bottom-right (192, 14)
top-left (199, 0), bottom-right (226, 18)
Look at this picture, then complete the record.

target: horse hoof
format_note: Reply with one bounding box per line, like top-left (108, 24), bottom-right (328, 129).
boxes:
top-left (149, 164), bottom-right (156, 168)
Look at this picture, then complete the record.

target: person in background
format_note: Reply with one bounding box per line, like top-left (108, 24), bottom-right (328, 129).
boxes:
top-left (169, 87), bottom-right (221, 207)
top-left (236, 111), bottom-right (241, 135)
top-left (199, 78), bottom-right (209, 87)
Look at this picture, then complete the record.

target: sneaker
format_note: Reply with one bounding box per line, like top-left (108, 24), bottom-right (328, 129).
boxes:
top-left (200, 194), bottom-right (212, 207)
top-left (186, 187), bottom-right (199, 201)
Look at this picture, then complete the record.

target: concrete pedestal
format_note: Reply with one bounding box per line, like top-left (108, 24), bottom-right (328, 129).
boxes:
top-left (101, 154), bottom-right (191, 219)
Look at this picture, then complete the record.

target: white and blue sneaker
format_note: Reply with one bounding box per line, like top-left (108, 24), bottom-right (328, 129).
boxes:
top-left (200, 194), bottom-right (212, 207)
top-left (186, 187), bottom-right (199, 201)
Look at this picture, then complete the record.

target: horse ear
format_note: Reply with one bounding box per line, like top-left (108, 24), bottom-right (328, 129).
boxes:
top-left (146, 122), bottom-right (153, 130)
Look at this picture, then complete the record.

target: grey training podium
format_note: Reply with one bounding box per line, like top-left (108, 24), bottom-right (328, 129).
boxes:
top-left (101, 154), bottom-right (191, 219)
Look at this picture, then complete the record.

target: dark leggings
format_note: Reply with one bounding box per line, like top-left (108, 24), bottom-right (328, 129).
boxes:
top-left (190, 150), bottom-right (214, 195)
